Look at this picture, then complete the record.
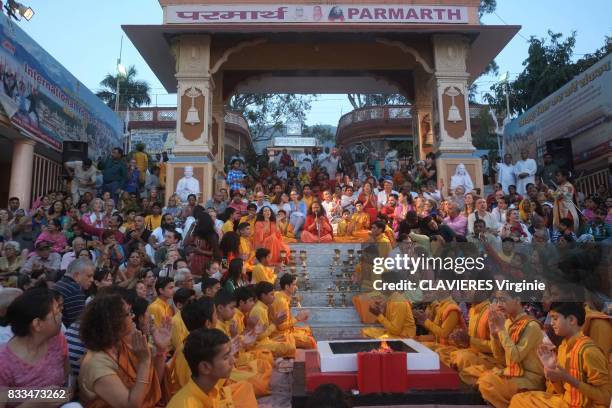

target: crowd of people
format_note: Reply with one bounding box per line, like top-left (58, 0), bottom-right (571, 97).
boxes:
top-left (0, 143), bottom-right (610, 407)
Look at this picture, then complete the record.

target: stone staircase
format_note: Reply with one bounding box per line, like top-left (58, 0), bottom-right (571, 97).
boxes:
top-left (287, 242), bottom-right (380, 340)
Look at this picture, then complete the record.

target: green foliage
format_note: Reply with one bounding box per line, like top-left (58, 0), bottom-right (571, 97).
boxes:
top-left (302, 124), bottom-right (335, 144)
top-left (346, 94), bottom-right (408, 109)
top-left (392, 140), bottom-right (413, 159)
top-left (227, 94), bottom-right (314, 142)
top-left (96, 66), bottom-right (151, 110)
top-left (478, 0), bottom-right (497, 17)
top-left (472, 107), bottom-right (498, 153)
top-left (484, 33), bottom-right (611, 116)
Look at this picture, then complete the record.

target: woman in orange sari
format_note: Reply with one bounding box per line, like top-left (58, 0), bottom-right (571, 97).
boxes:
top-left (253, 206), bottom-right (290, 264)
top-left (301, 201), bottom-right (334, 243)
top-left (79, 291), bottom-right (172, 408)
top-left (358, 181), bottom-right (378, 224)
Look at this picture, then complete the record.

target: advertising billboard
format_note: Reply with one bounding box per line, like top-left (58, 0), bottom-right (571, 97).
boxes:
top-left (503, 54), bottom-right (612, 162)
top-left (0, 14), bottom-right (122, 158)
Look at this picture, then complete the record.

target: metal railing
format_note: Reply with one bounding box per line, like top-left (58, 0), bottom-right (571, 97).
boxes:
top-left (32, 154), bottom-right (63, 203)
top-left (575, 168), bottom-right (609, 197)
top-left (224, 111), bottom-right (249, 132)
top-left (337, 105), bottom-right (412, 129)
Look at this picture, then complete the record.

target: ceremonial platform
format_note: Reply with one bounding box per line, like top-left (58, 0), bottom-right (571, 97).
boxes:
top-left (287, 243), bottom-right (484, 407)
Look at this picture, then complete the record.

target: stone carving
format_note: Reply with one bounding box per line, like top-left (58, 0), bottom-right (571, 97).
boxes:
top-left (176, 166), bottom-right (201, 202)
top-left (184, 87), bottom-right (202, 125)
top-left (450, 163), bottom-right (474, 194)
top-left (445, 86), bottom-right (462, 123)
top-left (433, 35), bottom-right (469, 73)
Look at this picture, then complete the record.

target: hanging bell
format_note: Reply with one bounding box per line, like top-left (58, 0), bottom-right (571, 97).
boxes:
top-left (445, 86), bottom-right (463, 123)
top-left (447, 104), bottom-right (462, 122)
top-left (185, 87), bottom-right (201, 125)
top-left (185, 106), bottom-right (200, 125)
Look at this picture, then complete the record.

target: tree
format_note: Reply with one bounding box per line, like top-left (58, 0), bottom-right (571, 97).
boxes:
top-left (346, 94), bottom-right (408, 109)
top-left (478, 0), bottom-right (497, 17)
top-left (96, 66), bottom-right (151, 111)
top-left (227, 94), bottom-right (313, 142)
top-left (302, 124), bottom-right (336, 144)
top-left (485, 33), bottom-right (611, 116)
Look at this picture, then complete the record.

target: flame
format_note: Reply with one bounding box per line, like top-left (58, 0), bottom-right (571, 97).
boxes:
top-left (377, 340), bottom-right (392, 353)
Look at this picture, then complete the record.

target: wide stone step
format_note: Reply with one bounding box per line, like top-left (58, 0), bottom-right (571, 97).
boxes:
top-left (287, 265), bottom-right (358, 278)
top-left (296, 290), bottom-right (361, 307)
top-left (289, 243), bottom-right (364, 251)
top-left (292, 306), bottom-right (362, 324)
top-left (310, 323), bottom-right (374, 340)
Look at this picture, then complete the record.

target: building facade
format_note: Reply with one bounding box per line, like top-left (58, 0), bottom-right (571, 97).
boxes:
top-left (124, 0), bottom-right (519, 197)
top-left (0, 13), bottom-right (122, 208)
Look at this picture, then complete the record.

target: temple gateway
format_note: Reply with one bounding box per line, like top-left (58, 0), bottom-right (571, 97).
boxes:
top-left (124, 0), bottom-right (519, 201)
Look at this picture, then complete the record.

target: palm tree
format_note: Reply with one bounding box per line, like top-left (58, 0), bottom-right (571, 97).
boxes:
top-left (96, 65), bottom-right (151, 111)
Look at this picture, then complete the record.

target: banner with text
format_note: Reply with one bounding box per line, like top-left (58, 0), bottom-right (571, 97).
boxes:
top-left (166, 4), bottom-right (468, 24)
top-left (0, 13), bottom-right (122, 157)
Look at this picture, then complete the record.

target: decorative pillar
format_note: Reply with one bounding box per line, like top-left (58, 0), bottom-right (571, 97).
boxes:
top-left (9, 139), bottom-right (35, 208)
top-left (432, 35), bottom-right (483, 195)
top-left (412, 70), bottom-right (434, 160)
top-left (211, 71), bottom-right (227, 192)
top-left (166, 35), bottom-right (215, 204)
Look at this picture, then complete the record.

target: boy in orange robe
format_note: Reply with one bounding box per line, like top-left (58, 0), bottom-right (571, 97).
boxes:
top-left (168, 328), bottom-right (257, 408)
top-left (509, 302), bottom-right (610, 408)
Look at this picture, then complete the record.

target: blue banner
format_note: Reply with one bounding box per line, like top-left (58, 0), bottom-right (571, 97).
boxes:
top-left (0, 14), bottom-right (122, 158)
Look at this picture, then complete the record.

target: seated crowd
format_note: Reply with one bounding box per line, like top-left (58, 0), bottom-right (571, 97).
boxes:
top-left (0, 145), bottom-right (609, 407)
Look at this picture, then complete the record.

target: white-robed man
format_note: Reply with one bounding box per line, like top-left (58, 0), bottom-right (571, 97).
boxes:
top-left (495, 153), bottom-right (516, 194)
top-left (176, 166), bottom-right (200, 203)
top-left (514, 149), bottom-right (537, 195)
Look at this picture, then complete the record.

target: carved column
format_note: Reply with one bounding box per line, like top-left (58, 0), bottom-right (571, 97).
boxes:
top-left (412, 70), bottom-right (434, 160)
top-left (432, 34), bottom-right (483, 195)
top-left (211, 71), bottom-right (226, 192)
top-left (166, 35), bottom-right (215, 203)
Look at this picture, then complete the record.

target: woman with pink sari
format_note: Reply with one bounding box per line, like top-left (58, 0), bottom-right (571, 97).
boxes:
top-left (253, 206), bottom-right (290, 264)
top-left (392, 192), bottom-right (412, 232)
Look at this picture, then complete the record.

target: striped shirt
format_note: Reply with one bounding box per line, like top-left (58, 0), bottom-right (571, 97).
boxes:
top-left (65, 321), bottom-right (86, 377)
top-left (53, 275), bottom-right (86, 327)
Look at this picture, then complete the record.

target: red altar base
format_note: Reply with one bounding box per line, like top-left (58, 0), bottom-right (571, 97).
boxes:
top-left (304, 350), bottom-right (460, 393)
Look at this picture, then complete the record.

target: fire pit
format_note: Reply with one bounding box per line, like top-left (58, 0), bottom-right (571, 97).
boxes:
top-left (317, 339), bottom-right (439, 372)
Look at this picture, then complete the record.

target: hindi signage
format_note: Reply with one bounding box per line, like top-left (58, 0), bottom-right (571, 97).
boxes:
top-left (274, 137), bottom-right (317, 147)
top-left (166, 4), bottom-right (468, 24)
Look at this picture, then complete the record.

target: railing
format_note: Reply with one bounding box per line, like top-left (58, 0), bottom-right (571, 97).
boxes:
top-left (224, 111), bottom-right (249, 132)
top-left (337, 105), bottom-right (412, 130)
top-left (32, 154), bottom-right (63, 203)
top-left (574, 168), bottom-right (609, 197)
top-left (118, 108), bottom-right (177, 122)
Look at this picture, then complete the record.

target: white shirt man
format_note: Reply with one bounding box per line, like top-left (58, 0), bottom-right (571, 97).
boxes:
top-left (320, 149), bottom-right (339, 178)
top-left (494, 154), bottom-right (516, 194)
top-left (297, 150), bottom-right (313, 173)
top-left (60, 237), bottom-right (96, 271)
top-left (513, 150), bottom-right (537, 195)
top-left (467, 199), bottom-right (498, 235)
top-left (65, 160), bottom-right (97, 203)
top-left (176, 166), bottom-right (200, 202)
top-left (376, 180), bottom-right (399, 207)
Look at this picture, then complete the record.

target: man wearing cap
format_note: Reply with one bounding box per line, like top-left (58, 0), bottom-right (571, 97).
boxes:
top-left (226, 158), bottom-right (246, 193)
top-left (377, 178), bottom-right (399, 209)
top-left (21, 240), bottom-right (62, 280)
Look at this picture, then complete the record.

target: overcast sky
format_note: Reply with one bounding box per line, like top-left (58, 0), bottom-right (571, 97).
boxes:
top-left (15, 0), bottom-right (612, 125)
